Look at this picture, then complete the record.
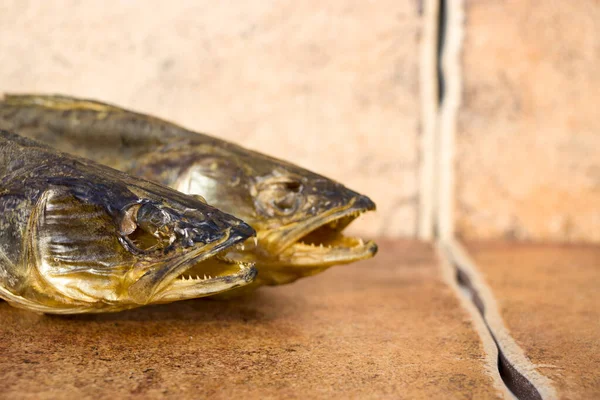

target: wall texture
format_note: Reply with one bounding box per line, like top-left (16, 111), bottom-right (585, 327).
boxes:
top-left (0, 0), bottom-right (424, 238)
top-left (455, 1), bottom-right (600, 242)
top-left (3, 1), bottom-right (597, 242)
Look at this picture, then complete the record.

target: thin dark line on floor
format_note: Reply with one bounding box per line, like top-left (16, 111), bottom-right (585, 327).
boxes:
top-left (434, 0), bottom-right (551, 397)
top-left (449, 248), bottom-right (543, 400)
top-left (434, 1), bottom-right (545, 394)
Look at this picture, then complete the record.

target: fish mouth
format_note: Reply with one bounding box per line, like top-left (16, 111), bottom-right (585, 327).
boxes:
top-left (129, 224), bottom-right (257, 304)
top-left (264, 195), bottom-right (378, 267)
top-left (153, 254), bottom-right (257, 303)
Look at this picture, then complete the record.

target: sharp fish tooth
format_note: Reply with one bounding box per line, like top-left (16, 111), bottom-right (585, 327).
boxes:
top-left (196, 275), bottom-right (200, 280)
top-left (204, 274), bottom-right (207, 280)
top-left (254, 237), bottom-right (258, 247)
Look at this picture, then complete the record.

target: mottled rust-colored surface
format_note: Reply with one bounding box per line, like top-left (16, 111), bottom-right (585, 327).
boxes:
top-left (0, 240), bottom-right (502, 399)
top-left (456, 1), bottom-right (600, 243)
top-left (467, 242), bottom-right (600, 399)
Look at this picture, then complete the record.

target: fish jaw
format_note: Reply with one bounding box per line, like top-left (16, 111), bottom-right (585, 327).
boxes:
top-left (223, 195), bottom-right (377, 286)
top-left (127, 224), bottom-right (256, 304)
top-left (264, 195), bottom-right (376, 259)
top-left (153, 258), bottom-right (256, 302)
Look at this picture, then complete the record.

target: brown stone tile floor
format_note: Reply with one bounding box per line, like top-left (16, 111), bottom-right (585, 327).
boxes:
top-left (466, 242), bottom-right (600, 399)
top-left (0, 240), bottom-right (503, 399)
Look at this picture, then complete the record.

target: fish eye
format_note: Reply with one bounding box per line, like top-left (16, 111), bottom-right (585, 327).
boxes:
top-left (137, 203), bottom-right (170, 234)
top-left (272, 193), bottom-right (297, 213)
top-left (254, 177), bottom-right (304, 217)
top-left (120, 203), bottom-right (173, 253)
top-left (281, 180), bottom-right (302, 193)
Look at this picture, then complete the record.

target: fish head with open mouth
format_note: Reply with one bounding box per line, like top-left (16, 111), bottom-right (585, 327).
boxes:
top-left (135, 144), bottom-right (378, 286)
top-left (0, 94), bottom-right (377, 288)
top-left (0, 132), bottom-right (257, 313)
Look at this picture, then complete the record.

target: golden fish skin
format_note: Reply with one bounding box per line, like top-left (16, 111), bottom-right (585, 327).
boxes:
top-left (0, 94), bottom-right (377, 290)
top-left (0, 131), bottom-right (256, 313)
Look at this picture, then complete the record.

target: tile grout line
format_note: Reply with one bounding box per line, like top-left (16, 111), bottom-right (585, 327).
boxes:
top-left (435, 0), bottom-right (460, 242)
top-left (417, 0), bottom-right (439, 241)
top-left (429, 0), bottom-right (558, 398)
top-left (435, 242), bottom-right (514, 399)
top-left (441, 240), bottom-right (558, 400)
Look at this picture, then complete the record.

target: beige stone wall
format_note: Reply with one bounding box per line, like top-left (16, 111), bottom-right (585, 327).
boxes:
top-left (3, 1), bottom-right (598, 242)
top-left (0, 0), bottom-right (424, 238)
top-left (455, 1), bottom-right (600, 243)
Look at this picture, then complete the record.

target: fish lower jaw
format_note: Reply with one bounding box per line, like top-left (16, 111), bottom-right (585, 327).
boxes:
top-left (173, 259), bottom-right (254, 283)
top-left (154, 259), bottom-right (256, 302)
top-left (295, 236), bottom-right (366, 250)
top-left (277, 237), bottom-right (378, 267)
top-left (279, 210), bottom-right (377, 265)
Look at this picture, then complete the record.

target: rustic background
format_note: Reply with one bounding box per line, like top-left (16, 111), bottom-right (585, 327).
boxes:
top-left (456, 1), bottom-right (600, 243)
top-left (1, 0), bottom-right (599, 243)
top-left (0, 0), bottom-right (423, 239)
top-left (1, 2), bottom-right (599, 398)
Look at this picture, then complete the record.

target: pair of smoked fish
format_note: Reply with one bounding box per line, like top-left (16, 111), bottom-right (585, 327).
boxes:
top-left (0, 94), bottom-right (377, 313)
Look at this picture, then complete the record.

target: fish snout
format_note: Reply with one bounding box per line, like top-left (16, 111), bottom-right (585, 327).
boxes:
top-left (181, 218), bottom-right (254, 248)
top-left (353, 194), bottom-right (376, 212)
top-left (231, 221), bottom-right (256, 241)
top-left (369, 242), bottom-right (379, 256)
